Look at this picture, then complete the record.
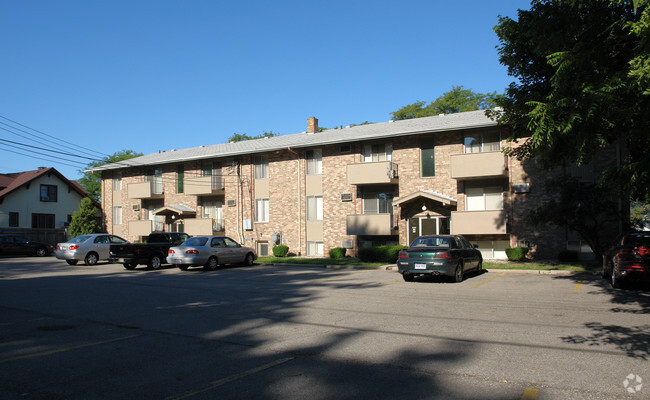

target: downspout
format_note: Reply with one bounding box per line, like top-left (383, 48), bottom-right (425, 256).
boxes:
top-left (287, 147), bottom-right (301, 255)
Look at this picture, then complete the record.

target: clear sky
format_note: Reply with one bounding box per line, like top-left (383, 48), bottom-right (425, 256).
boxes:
top-left (0, 0), bottom-right (531, 181)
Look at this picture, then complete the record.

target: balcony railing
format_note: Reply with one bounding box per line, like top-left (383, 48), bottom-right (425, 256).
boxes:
top-left (127, 181), bottom-right (164, 199)
top-left (450, 210), bottom-right (507, 235)
top-left (346, 214), bottom-right (397, 236)
top-left (450, 152), bottom-right (508, 180)
top-left (183, 218), bottom-right (224, 236)
top-left (347, 162), bottom-right (398, 185)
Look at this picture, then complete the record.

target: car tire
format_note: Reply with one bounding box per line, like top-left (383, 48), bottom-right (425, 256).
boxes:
top-left (66, 259), bottom-right (78, 265)
top-left (149, 255), bottom-right (163, 270)
top-left (454, 263), bottom-right (464, 283)
top-left (204, 256), bottom-right (218, 271)
top-left (123, 263), bottom-right (137, 270)
top-left (36, 247), bottom-right (47, 257)
top-left (244, 253), bottom-right (254, 266)
top-left (611, 264), bottom-right (622, 289)
top-left (178, 265), bottom-right (189, 271)
top-left (84, 252), bottom-right (98, 266)
top-left (402, 273), bottom-right (414, 282)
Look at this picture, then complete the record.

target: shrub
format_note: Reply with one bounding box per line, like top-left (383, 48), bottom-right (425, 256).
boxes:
top-left (558, 250), bottom-right (579, 262)
top-left (272, 245), bottom-right (289, 257)
top-left (505, 247), bottom-right (529, 261)
top-left (358, 245), bottom-right (407, 263)
top-left (329, 247), bottom-right (347, 259)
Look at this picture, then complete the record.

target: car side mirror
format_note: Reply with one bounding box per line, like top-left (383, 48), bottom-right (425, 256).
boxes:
top-left (474, 244), bottom-right (478, 249)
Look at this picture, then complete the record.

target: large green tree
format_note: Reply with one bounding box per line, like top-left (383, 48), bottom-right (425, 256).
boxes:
top-left (391, 86), bottom-right (498, 120)
top-left (78, 150), bottom-right (143, 202)
top-left (491, 0), bottom-right (650, 202)
top-left (228, 131), bottom-right (278, 142)
top-left (68, 197), bottom-right (102, 238)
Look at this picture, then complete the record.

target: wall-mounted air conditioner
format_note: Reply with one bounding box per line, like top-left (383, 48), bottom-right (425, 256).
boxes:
top-left (132, 204), bottom-right (140, 211)
top-left (340, 193), bottom-right (352, 202)
top-left (227, 199), bottom-right (236, 207)
top-left (513, 183), bottom-right (530, 193)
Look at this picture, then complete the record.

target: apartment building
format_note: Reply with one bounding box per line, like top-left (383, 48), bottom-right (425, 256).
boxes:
top-left (93, 110), bottom-right (609, 259)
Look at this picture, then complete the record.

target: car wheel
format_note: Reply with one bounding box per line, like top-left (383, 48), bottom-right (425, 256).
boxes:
top-left (454, 263), bottom-right (464, 283)
top-left (149, 255), bottom-right (163, 270)
top-left (36, 247), bottom-right (47, 257)
top-left (204, 256), bottom-right (218, 271)
top-left (244, 253), bottom-right (254, 266)
top-left (84, 252), bottom-right (98, 266)
top-left (66, 259), bottom-right (78, 265)
top-left (123, 263), bottom-right (137, 270)
top-left (611, 264), bottom-right (622, 289)
top-left (402, 273), bottom-right (414, 282)
top-left (178, 265), bottom-right (189, 271)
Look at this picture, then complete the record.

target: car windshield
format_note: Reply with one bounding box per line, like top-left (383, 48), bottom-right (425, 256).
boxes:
top-left (182, 237), bottom-right (208, 247)
top-left (411, 236), bottom-right (450, 248)
top-left (628, 233), bottom-right (650, 246)
top-left (69, 235), bottom-right (92, 243)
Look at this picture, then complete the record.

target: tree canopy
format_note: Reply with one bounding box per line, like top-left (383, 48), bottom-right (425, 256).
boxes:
top-left (390, 86), bottom-right (498, 120)
top-left (68, 197), bottom-right (102, 238)
top-left (77, 149), bottom-right (143, 202)
top-left (491, 0), bottom-right (650, 202)
top-left (228, 131), bottom-right (278, 142)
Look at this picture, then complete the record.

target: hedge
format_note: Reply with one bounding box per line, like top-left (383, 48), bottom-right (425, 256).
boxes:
top-left (272, 245), bottom-right (290, 257)
top-left (358, 245), bottom-right (407, 263)
top-left (505, 247), bottom-right (529, 261)
top-left (328, 247), bottom-right (347, 259)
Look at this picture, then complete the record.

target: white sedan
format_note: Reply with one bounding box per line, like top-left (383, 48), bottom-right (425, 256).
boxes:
top-left (167, 236), bottom-right (257, 271)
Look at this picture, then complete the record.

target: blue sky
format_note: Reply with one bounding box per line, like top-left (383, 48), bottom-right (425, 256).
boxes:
top-left (0, 0), bottom-right (531, 181)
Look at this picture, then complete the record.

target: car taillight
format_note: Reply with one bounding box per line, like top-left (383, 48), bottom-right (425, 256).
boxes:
top-left (185, 249), bottom-right (199, 254)
top-left (168, 249), bottom-right (175, 254)
top-left (69, 245), bottom-right (79, 250)
top-left (398, 250), bottom-right (408, 259)
top-left (620, 248), bottom-right (641, 260)
top-left (635, 246), bottom-right (649, 257)
top-left (435, 251), bottom-right (451, 258)
top-left (56, 245), bottom-right (60, 250)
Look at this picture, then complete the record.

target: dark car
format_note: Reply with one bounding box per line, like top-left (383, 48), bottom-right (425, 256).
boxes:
top-left (397, 235), bottom-right (483, 282)
top-left (0, 234), bottom-right (53, 257)
top-left (602, 231), bottom-right (650, 288)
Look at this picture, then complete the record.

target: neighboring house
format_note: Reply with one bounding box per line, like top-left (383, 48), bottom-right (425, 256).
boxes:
top-left (0, 167), bottom-right (94, 245)
top-left (91, 110), bottom-right (622, 260)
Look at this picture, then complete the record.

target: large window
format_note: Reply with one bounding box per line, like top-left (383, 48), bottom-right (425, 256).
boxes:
top-left (40, 185), bottom-right (57, 202)
top-left (306, 149), bottom-right (322, 175)
top-left (421, 137), bottom-right (435, 177)
top-left (464, 132), bottom-right (501, 153)
top-left (202, 161), bottom-right (222, 190)
top-left (9, 212), bottom-right (19, 227)
top-left (254, 155), bottom-right (268, 179)
top-left (306, 196), bottom-right (323, 221)
top-left (112, 206), bottom-right (122, 225)
top-left (307, 241), bottom-right (324, 256)
top-left (112, 171), bottom-right (122, 191)
top-left (363, 191), bottom-right (394, 214)
top-left (255, 198), bottom-right (269, 222)
top-left (363, 143), bottom-right (392, 162)
top-left (146, 169), bottom-right (163, 194)
top-left (32, 213), bottom-right (55, 229)
top-left (465, 186), bottom-right (503, 211)
top-left (202, 199), bottom-right (223, 231)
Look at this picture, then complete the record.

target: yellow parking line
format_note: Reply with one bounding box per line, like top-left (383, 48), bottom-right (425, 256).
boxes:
top-left (380, 279), bottom-right (401, 286)
top-left (574, 280), bottom-right (584, 291)
top-left (0, 334), bottom-right (142, 364)
top-left (521, 387), bottom-right (538, 399)
top-left (471, 272), bottom-right (506, 288)
top-left (166, 357), bottom-right (294, 400)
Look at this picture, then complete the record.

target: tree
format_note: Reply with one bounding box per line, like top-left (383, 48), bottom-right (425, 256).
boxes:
top-left (390, 86), bottom-right (499, 120)
top-left (78, 150), bottom-right (143, 202)
top-left (491, 0), bottom-right (650, 203)
top-left (69, 197), bottom-right (102, 238)
top-left (228, 131), bottom-right (278, 143)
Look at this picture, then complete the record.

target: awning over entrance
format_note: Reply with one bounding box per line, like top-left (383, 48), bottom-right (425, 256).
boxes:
top-left (153, 204), bottom-right (196, 217)
top-left (392, 190), bottom-right (457, 208)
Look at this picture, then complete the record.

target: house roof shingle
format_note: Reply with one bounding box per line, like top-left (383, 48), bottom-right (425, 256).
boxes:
top-left (0, 167), bottom-right (89, 202)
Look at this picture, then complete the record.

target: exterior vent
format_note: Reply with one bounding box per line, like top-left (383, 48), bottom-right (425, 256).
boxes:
top-left (340, 193), bottom-right (352, 202)
top-left (340, 145), bottom-right (351, 154)
top-left (132, 204), bottom-right (140, 211)
top-left (227, 199), bottom-right (236, 207)
top-left (513, 183), bottom-right (530, 193)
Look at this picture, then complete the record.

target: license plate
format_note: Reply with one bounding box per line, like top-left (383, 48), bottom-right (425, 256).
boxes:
top-left (414, 263), bottom-right (427, 269)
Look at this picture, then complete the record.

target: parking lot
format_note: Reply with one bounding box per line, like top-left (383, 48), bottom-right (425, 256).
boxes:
top-left (1, 257), bottom-right (648, 399)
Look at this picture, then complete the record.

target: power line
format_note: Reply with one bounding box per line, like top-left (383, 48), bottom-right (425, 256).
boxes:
top-left (0, 138), bottom-right (101, 162)
top-left (0, 146), bottom-right (86, 170)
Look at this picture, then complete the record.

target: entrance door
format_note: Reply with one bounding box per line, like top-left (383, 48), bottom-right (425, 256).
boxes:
top-left (408, 217), bottom-right (449, 245)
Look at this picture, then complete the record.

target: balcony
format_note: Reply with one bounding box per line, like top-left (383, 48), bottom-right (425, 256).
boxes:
top-left (128, 220), bottom-right (153, 237)
top-left (347, 162), bottom-right (398, 185)
top-left (346, 214), bottom-right (397, 236)
top-left (184, 218), bottom-right (224, 236)
top-left (450, 152), bottom-right (507, 180)
top-left (450, 210), bottom-right (507, 235)
top-left (127, 181), bottom-right (163, 199)
top-left (184, 176), bottom-right (225, 196)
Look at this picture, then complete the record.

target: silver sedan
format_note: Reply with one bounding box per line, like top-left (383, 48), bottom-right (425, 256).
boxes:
top-left (167, 236), bottom-right (257, 271)
top-left (55, 234), bottom-right (128, 266)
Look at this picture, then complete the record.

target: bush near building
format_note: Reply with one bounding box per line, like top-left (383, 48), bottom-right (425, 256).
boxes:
top-left (505, 247), bottom-right (530, 262)
top-left (358, 245), bottom-right (407, 263)
top-left (272, 245), bottom-right (289, 257)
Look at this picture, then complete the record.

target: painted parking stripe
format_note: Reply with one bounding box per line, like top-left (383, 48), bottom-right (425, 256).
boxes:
top-left (166, 357), bottom-right (294, 400)
top-left (574, 280), bottom-right (584, 291)
top-left (471, 272), bottom-right (506, 288)
top-left (0, 334), bottom-right (142, 364)
top-left (521, 387), bottom-right (538, 399)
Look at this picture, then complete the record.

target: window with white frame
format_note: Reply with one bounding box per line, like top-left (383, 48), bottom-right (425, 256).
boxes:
top-left (306, 149), bottom-right (322, 175)
top-left (363, 143), bottom-right (392, 162)
top-left (307, 241), bottom-right (324, 256)
top-left (464, 132), bottom-right (501, 153)
top-left (112, 206), bottom-right (122, 225)
top-left (254, 155), bottom-right (268, 179)
top-left (255, 198), bottom-right (269, 222)
top-left (465, 186), bottom-right (503, 211)
top-left (306, 196), bottom-right (323, 221)
top-left (112, 171), bottom-right (122, 191)
top-left (362, 191), bottom-right (394, 214)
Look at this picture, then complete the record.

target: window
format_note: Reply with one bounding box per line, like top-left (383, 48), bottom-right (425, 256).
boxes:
top-left (40, 185), bottom-right (57, 202)
top-left (363, 143), bottom-right (392, 162)
top-left (177, 165), bottom-right (184, 193)
top-left (9, 212), bottom-right (19, 227)
top-left (146, 169), bottom-right (163, 194)
top-left (112, 171), bottom-right (122, 191)
top-left (255, 198), bottom-right (269, 222)
top-left (113, 206), bottom-right (122, 225)
top-left (307, 241), bottom-right (324, 256)
top-left (258, 242), bottom-right (269, 257)
top-left (202, 162), bottom-right (222, 190)
top-left (464, 132), bottom-right (501, 153)
top-left (465, 187), bottom-right (503, 211)
top-left (306, 196), bottom-right (323, 221)
top-left (363, 191), bottom-right (394, 214)
top-left (202, 199), bottom-right (223, 231)
top-left (421, 137), bottom-right (435, 177)
top-left (32, 213), bottom-right (55, 229)
top-left (254, 155), bottom-right (268, 179)
top-left (306, 149), bottom-right (322, 175)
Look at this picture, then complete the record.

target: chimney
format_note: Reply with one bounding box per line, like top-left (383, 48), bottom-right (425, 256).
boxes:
top-left (307, 116), bottom-right (318, 134)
